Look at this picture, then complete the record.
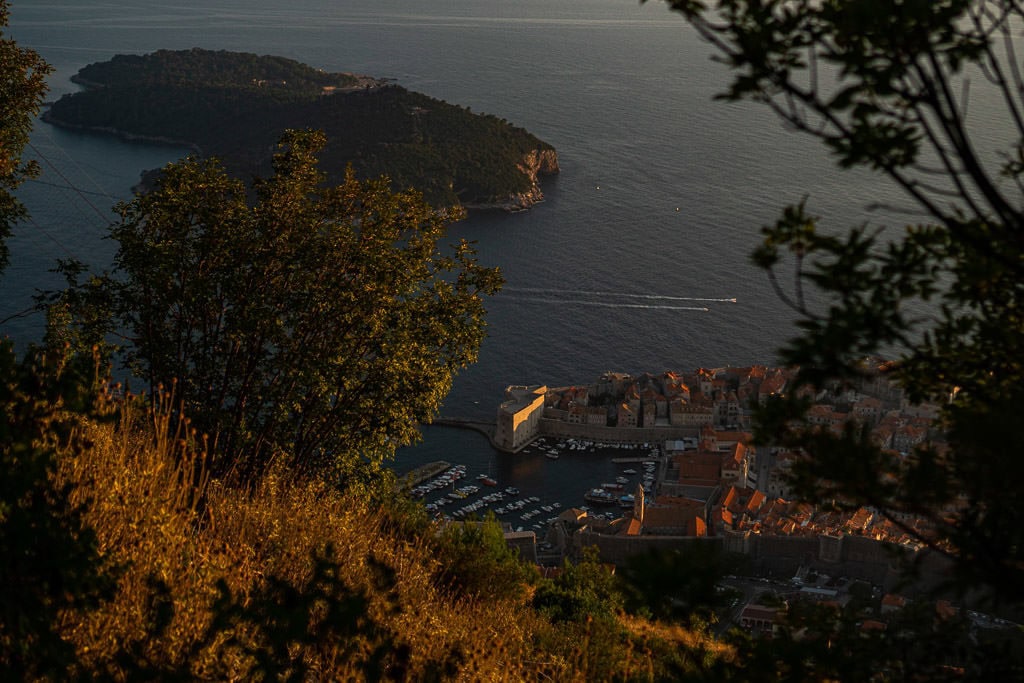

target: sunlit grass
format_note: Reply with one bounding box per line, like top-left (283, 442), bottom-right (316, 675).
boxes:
top-left (46, 388), bottom-right (720, 680)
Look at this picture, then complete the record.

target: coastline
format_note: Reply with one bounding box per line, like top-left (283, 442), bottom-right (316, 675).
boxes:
top-left (40, 107), bottom-right (556, 213)
top-left (42, 49), bottom-right (561, 214)
top-left (40, 109), bottom-right (202, 155)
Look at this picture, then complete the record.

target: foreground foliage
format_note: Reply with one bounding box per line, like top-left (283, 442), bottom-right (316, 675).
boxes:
top-left (0, 0), bottom-right (50, 274)
top-left (661, 0), bottom-right (1024, 605)
top-left (56, 129), bottom-right (502, 480)
top-left (0, 352), bottom-right (732, 680)
top-left (0, 342), bottom-right (112, 678)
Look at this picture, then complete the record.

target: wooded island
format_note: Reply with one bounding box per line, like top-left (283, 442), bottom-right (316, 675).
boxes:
top-left (44, 48), bottom-right (558, 211)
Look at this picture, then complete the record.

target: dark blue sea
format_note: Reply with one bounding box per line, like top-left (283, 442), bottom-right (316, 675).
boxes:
top-left (5, 0), bottom-right (917, 512)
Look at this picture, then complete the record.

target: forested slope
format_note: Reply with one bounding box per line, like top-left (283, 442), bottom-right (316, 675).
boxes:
top-left (45, 49), bottom-right (557, 210)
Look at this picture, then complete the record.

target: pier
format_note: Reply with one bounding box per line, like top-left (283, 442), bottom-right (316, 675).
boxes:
top-left (397, 460), bottom-right (451, 490)
top-left (432, 417), bottom-right (496, 442)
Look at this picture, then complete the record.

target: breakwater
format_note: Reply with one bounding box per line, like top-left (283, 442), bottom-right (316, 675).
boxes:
top-left (437, 414), bottom-right (700, 453)
top-left (396, 460), bottom-right (451, 490)
top-left (432, 417), bottom-right (495, 442)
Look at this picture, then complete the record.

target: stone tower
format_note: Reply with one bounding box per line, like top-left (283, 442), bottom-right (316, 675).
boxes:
top-left (633, 482), bottom-right (645, 524)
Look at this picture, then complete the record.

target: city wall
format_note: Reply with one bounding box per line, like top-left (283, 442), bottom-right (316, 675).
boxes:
top-left (579, 524), bottom-right (951, 593)
top-left (734, 532), bottom-right (951, 593)
top-left (576, 528), bottom-right (722, 565)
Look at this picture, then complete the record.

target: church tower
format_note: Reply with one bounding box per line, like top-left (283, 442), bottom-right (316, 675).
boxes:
top-left (633, 483), bottom-right (645, 524)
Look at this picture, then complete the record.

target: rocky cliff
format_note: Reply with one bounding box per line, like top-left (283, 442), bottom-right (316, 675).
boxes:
top-left (464, 146), bottom-right (560, 212)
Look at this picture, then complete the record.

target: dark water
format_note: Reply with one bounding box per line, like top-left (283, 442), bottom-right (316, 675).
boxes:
top-left (5, 0), bottom-right (915, 511)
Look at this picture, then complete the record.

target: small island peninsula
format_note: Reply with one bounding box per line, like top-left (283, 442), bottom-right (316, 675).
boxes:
top-left (44, 49), bottom-right (559, 211)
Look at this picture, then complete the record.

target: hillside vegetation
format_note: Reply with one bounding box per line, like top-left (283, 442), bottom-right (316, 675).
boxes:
top-left (71, 48), bottom-right (359, 93)
top-left (8, 355), bottom-right (727, 680)
top-left (44, 49), bottom-right (557, 209)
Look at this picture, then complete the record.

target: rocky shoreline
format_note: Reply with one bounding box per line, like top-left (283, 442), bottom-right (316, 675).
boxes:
top-left (462, 147), bottom-right (560, 212)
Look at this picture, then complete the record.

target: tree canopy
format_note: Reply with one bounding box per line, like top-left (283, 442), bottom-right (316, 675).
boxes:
top-left (0, 0), bottom-right (50, 274)
top-left (72, 48), bottom-right (359, 94)
top-left (659, 0), bottom-right (1024, 605)
top-left (65, 129), bottom-right (502, 480)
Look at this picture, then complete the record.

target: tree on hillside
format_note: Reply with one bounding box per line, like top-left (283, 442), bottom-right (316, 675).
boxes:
top-left (0, 0), bottom-right (50, 275)
top-left (658, 0), bottom-right (1024, 606)
top-left (0, 5), bottom-right (116, 677)
top-left (62, 129), bottom-right (502, 481)
top-left (435, 515), bottom-right (539, 601)
top-left (533, 546), bottom-right (624, 624)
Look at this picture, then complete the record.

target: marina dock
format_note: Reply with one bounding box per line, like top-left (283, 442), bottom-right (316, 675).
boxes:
top-left (397, 460), bottom-right (451, 490)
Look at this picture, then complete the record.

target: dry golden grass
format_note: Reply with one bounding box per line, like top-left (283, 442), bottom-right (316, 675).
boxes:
top-left (48, 391), bottom-right (720, 681)
top-left (620, 614), bottom-right (738, 667)
top-left (52, 394), bottom-right (561, 680)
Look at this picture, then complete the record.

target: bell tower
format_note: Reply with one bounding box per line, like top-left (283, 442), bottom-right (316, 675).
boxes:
top-left (633, 483), bottom-right (645, 524)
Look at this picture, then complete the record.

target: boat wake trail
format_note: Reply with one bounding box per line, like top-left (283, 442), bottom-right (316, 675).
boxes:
top-left (500, 295), bottom-right (710, 312)
top-left (503, 286), bottom-right (737, 303)
top-left (500, 287), bottom-right (736, 310)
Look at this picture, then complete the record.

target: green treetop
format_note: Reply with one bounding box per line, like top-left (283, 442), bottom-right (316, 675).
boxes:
top-left (62, 129), bottom-right (502, 482)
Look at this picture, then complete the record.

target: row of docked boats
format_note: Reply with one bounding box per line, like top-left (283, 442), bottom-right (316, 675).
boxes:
top-left (641, 461), bottom-right (656, 490)
top-left (410, 464), bottom-right (467, 498)
top-left (518, 500), bottom-right (562, 523)
top-left (583, 487), bottom-right (639, 509)
top-left (493, 495), bottom-right (537, 515)
top-left (446, 489), bottom-right (511, 518)
top-left (412, 465), bottom-right (541, 520)
top-left (527, 437), bottom-right (661, 457)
